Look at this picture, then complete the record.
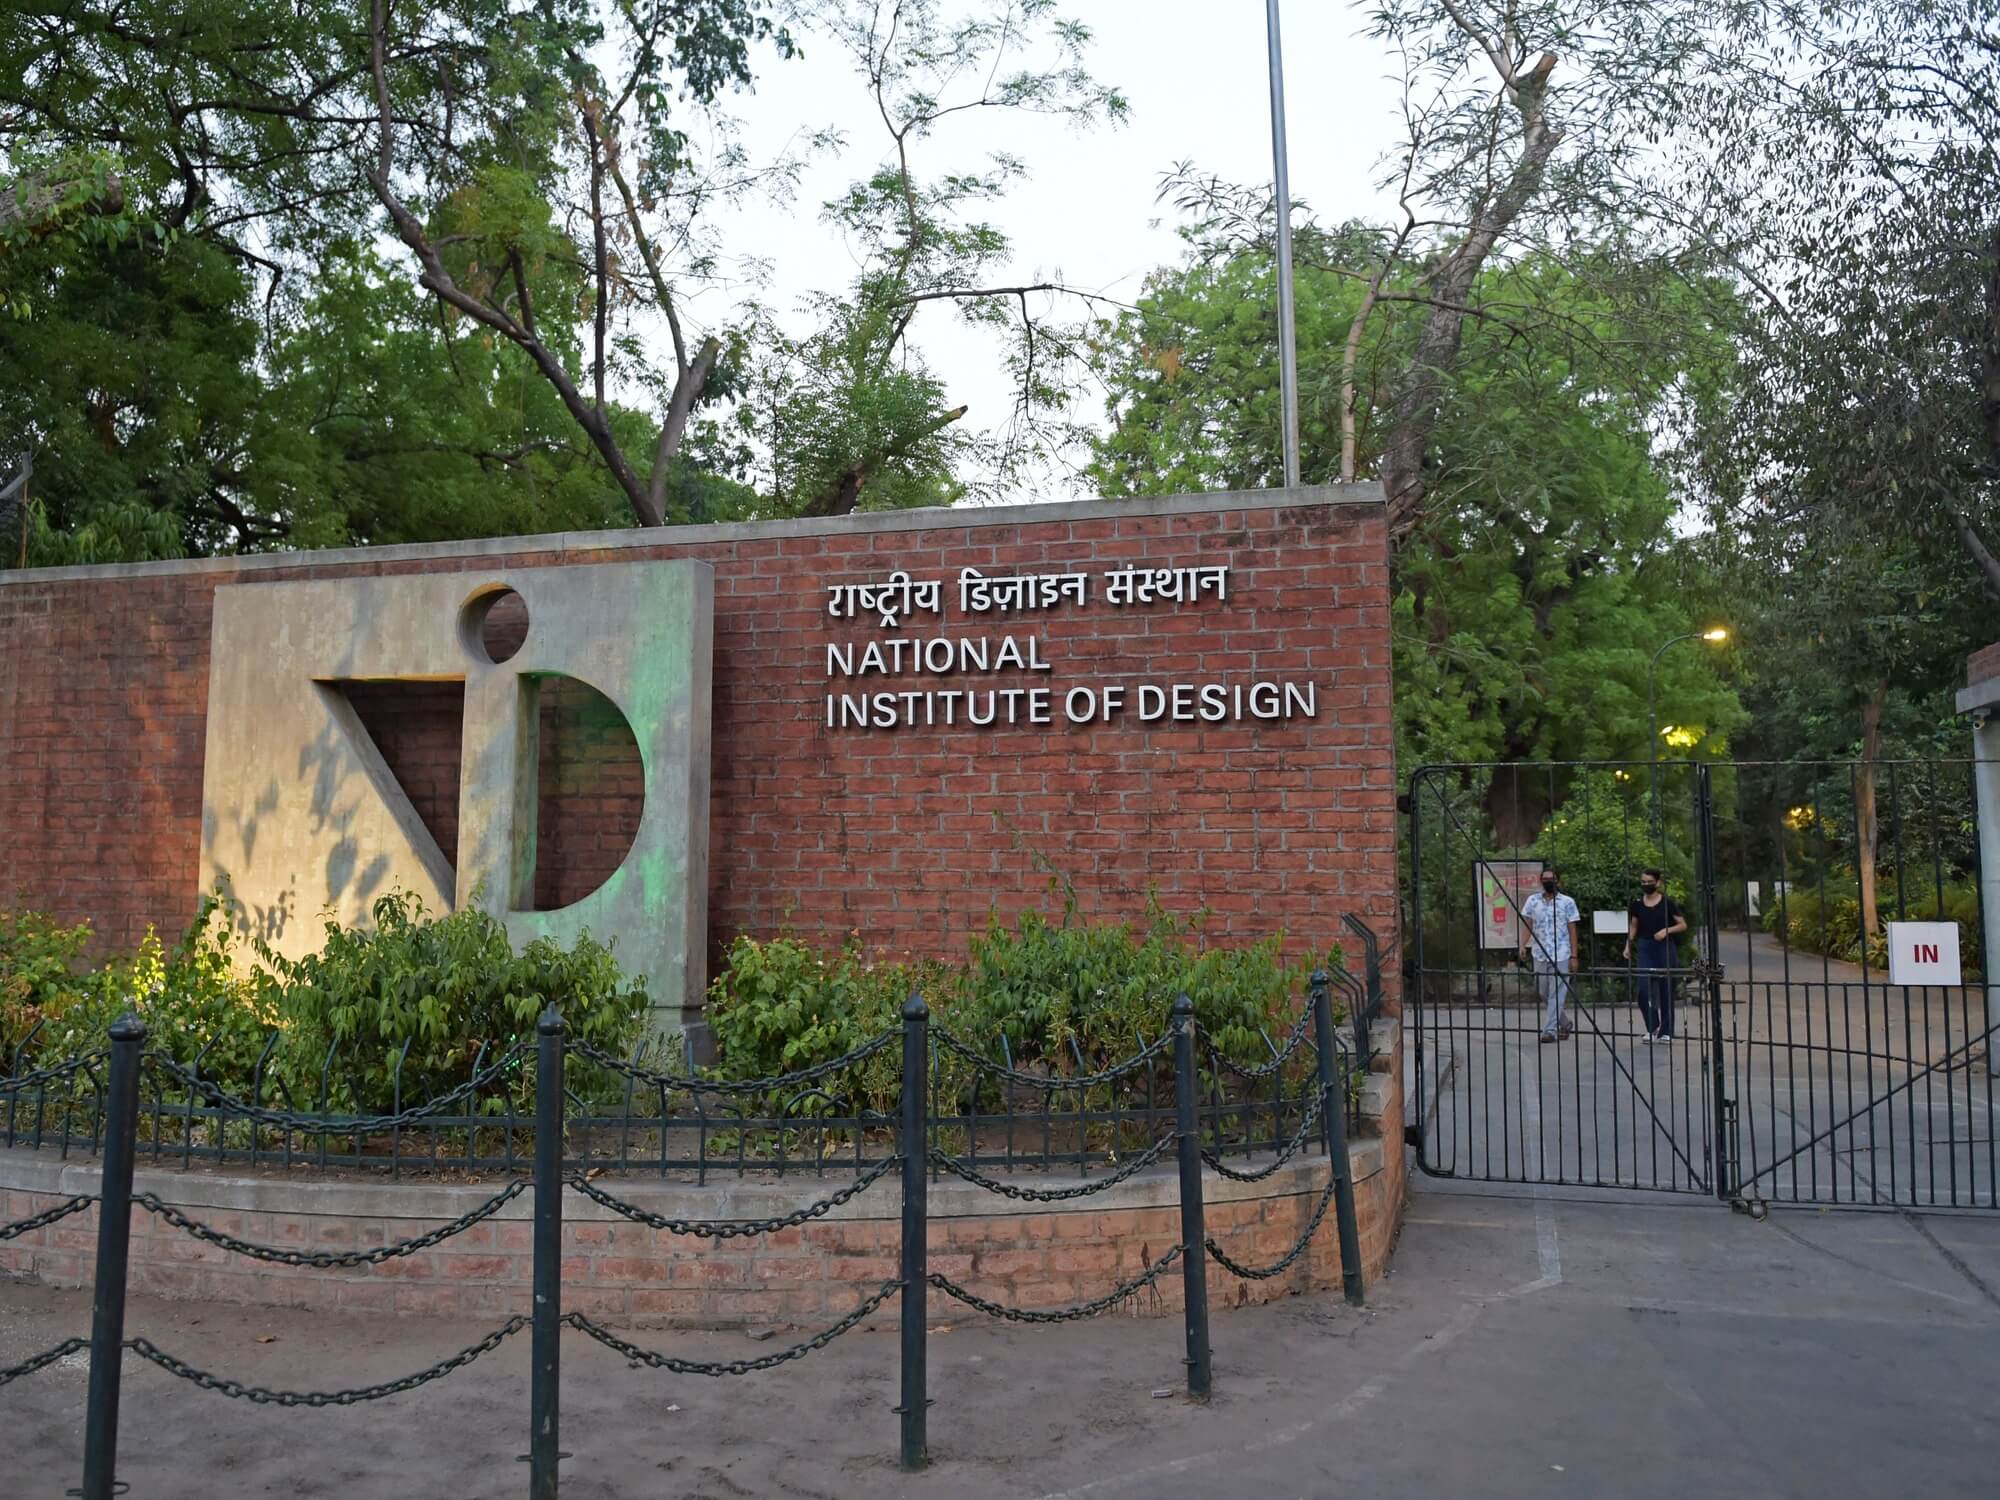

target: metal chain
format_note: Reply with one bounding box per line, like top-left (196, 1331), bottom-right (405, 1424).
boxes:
top-left (145, 1043), bottom-right (530, 1133)
top-left (1200, 1088), bottom-right (1324, 1183)
top-left (1199, 1006), bottom-right (1317, 1081)
top-left (123, 1318), bottom-right (528, 1406)
top-left (0, 1336), bottom-right (88, 1388)
top-left (135, 1180), bottom-right (527, 1268)
top-left (1204, 1172), bottom-right (1338, 1281)
top-left (565, 1155), bottom-right (900, 1239)
top-left (563, 1280), bottom-right (900, 1376)
top-left (927, 1244), bottom-right (1184, 1324)
top-left (570, 1031), bottom-right (896, 1097)
top-left (0, 1052), bottom-right (105, 1094)
top-left (930, 1025), bottom-right (1176, 1092)
top-left (927, 1131), bottom-right (1178, 1201)
top-left (0, 1194), bottom-right (94, 1241)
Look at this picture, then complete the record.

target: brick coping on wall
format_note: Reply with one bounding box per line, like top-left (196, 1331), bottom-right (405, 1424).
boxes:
top-left (0, 483), bottom-right (1384, 587)
top-left (0, 1136), bottom-right (1402, 1329)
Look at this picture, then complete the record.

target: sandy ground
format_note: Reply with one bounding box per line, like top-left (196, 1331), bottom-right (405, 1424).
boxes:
top-left (6, 1174), bottom-right (2000, 1498)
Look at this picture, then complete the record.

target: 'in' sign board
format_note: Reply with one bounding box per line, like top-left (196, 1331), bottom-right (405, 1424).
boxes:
top-left (1886, 922), bottom-right (1962, 987)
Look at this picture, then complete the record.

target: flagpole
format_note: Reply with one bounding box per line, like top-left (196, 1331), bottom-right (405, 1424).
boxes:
top-left (1265, 0), bottom-right (1301, 489)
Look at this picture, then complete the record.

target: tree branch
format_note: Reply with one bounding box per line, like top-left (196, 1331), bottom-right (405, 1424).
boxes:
top-left (801, 403), bottom-right (967, 518)
top-left (363, 0), bottom-right (662, 527)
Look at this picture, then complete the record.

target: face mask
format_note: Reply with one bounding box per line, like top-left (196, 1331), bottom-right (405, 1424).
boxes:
top-left (1541, 879), bottom-right (1557, 893)
top-left (1641, 884), bottom-right (1657, 895)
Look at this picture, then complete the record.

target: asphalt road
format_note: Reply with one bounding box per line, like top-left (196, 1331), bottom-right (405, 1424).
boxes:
top-left (6, 1170), bottom-right (1998, 1498)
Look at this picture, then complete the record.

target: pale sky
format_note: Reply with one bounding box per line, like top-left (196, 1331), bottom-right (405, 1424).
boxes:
top-left (670, 1), bottom-right (1408, 502)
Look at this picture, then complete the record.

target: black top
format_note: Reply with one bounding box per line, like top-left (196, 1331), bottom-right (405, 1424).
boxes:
top-left (1628, 894), bottom-right (1680, 942)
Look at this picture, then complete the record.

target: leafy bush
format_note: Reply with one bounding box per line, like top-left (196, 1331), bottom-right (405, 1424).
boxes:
top-left (3, 892), bottom-right (652, 1112)
top-left (705, 898), bottom-right (1340, 1106)
top-left (259, 891), bottom-right (650, 1110)
top-left (0, 908), bottom-right (95, 1043)
top-left (961, 902), bottom-right (1332, 1071)
top-left (703, 934), bottom-right (960, 1116)
top-left (2, 898), bottom-right (273, 1076)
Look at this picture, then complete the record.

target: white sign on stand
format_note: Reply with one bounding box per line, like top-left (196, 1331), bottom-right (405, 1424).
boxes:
top-left (1887, 922), bottom-right (1961, 987)
top-left (1592, 911), bottom-right (1628, 937)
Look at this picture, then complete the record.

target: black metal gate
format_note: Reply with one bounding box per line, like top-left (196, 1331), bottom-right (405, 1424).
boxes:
top-left (1406, 759), bottom-right (1997, 1211)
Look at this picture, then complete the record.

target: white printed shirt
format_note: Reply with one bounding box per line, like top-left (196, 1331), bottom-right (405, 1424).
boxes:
top-left (1520, 892), bottom-right (1580, 966)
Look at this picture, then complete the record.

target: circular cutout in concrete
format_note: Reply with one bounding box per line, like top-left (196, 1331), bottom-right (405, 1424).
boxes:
top-left (463, 587), bottom-right (529, 664)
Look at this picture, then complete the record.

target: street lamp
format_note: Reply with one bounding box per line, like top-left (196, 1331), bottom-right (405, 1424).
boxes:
top-left (1648, 627), bottom-right (1730, 833)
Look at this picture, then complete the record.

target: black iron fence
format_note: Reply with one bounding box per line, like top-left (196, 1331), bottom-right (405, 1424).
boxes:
top-left (0, 947), bottom-right (1387, 1493)
top-left (3, 946), bottom-right (1387, 1184)
top-left (1407, 758), bottom-right (1997, 1211)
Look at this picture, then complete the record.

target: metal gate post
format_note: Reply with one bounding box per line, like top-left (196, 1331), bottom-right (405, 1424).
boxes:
top-left (1407, 775), bottom-right (1427, 1161)
top-left (1172, 996), bottom-right (1213, 1401)
top-left (898, 998), bottom-right (929, 1470)
top-left (81, 1012), bottom-right (144, 1500)
top-left (1967, 708), bottom-right (2000, 1078)
top-left (1696, 764), bottom-right (1732, 1200)
top-left (1313, 972), bottom-right (1365, 1305)
top-left (530, 1006), bottom-right (564, 1499)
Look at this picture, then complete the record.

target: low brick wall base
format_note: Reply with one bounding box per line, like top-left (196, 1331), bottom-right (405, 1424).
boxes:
top-left (1, 1137), bottom-right (1401, 1329)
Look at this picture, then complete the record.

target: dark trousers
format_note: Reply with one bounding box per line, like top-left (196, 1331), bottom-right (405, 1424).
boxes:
top-left (1635, 937), bottom-right (1674, 1037)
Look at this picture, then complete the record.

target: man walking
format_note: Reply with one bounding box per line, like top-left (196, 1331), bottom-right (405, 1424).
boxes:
top-left (1624, 867), bottom-right (1688, 1042)
top-left (1518, 865), bottom-right (1580, 1043)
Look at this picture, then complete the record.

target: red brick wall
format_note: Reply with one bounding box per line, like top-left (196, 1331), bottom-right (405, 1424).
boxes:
top-left (0, 1141), bottom-right (1401, 1328)
top-left (1971, 642), bottom-right (2000, 687)
top-left (0, 493), bottom-right (1396, 983)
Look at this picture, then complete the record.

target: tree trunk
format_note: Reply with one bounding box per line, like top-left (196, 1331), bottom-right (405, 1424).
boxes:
top-left (1855, 680), bottom-right (1888, 946)
top-left (1380, 49), bottom-right (1561, 545)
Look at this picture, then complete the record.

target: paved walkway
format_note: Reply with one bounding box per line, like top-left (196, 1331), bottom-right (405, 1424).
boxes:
top-left (5, 1172), bottom-right (1998, 1496)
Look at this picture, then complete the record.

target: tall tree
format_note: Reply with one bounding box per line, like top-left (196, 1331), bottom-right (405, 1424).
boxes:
top-left (1682, 0), bottom-right (2000, 604)
top-left (1089, 237), bottom-right (1745, 837)
top-left (737, 0), bottom-right (1126, 516)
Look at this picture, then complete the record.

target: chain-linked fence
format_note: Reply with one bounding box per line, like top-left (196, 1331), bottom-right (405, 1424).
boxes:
top-left (0, 936), bottom-right (1386, 1496)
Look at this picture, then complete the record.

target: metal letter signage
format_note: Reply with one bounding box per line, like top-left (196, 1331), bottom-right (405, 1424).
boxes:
top-left (820, 562), bottom-right (1322, 733)
top-left (198, 563), bottom-right (714, 1028)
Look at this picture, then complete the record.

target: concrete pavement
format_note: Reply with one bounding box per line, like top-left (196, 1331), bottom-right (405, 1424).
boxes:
top-left (6, 1169), bottom-right (1998, 1497)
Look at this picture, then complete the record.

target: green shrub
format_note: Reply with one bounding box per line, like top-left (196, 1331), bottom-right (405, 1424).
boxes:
top-left (1763, 877), bottom-right (1984, 974)
top-left (2, 898), bottom-right (272, 1075)
top-left (259, 891), bottom-right (650, 1111)
top-left (0, 908), bottom-right (95, 1046)
top-left (704, 899), bottom-right (1340, 1106)
top-left (960, 902), bottom-right (1331, 1072)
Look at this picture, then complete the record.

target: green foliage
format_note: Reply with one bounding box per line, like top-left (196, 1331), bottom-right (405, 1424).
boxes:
top-left (1087, 239), bottom-right (1746, 779)
top-left (705, 899), bottom-right (1339, 1110)
top-left (258, 891), bottom-right (649, 1111)
top-left (0, 908), bottom-right (95, 1040)
top-left (2, 892), bottom-right (651, 1114)
top-left (704, 934), bottom-right (959, 1115)
top-left (1537, 773), bottom-right (1695, 958)
top-left (1, 898), bottom-right (272, 1076)
top-left (961, 903), bottom-right (1330, 1070)
top-left (1538, 773), bottom-right (1680, 913)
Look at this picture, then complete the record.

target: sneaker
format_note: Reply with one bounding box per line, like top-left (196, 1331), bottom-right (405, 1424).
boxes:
top-left (1539, 1031), bottom-right (1556, 1045)
top-left (1557, 1023), bottom-right (1573, 1041)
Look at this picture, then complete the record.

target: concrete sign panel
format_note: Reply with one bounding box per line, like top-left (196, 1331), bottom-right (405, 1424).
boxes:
top-left (199, 563), bottom-right (713, 1027)
top-left (1887, 922), bottom-right (1962, 987)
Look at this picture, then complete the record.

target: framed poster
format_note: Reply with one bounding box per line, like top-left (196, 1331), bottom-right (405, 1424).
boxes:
top-left (1475, 859), bottom-right (1545, 950)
